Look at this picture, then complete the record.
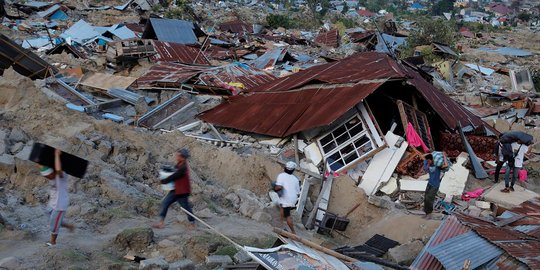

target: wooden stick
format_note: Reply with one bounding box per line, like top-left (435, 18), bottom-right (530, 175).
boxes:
top-left (462, 259), bottom-right (471, 270)
top-left (344, 202), bottom-right (362, 218)
top-left (272, 227), bottom-right (357, 263)
top-left (294, 134), bottom-right (300, 166)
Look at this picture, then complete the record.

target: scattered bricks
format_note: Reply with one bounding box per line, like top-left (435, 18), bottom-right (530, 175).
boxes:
top-left (169, 259), bottom-right (194, 270)
top-left (139, 257), bottom-right (169, 270)
top-left (205, 255), bottom-right (233, 268)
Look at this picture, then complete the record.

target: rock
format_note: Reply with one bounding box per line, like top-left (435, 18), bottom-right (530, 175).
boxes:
top-left (205, 255), bottom-right (233, 268)
top-left (169, 259), bottom-right (194, 270)
top-left (14, 145), bottom-right (32, 160)
top-left (0, 130), bottom-right (7, 154)
top-left (367, 195), bottom-right (394, 209)
top-left (233, 250), bottom-right (252, 263)
top-left (0, 257), bottom-right (20, 269)
top-left (100, 169), bottom-right (142, 200)
top-left (160, 247), bottom-right (184, 262)
top-left (8, 128), bottom-right (28, 143)
top-left (224, 193), bottom-right (240, 206)
top-left (139, 257), bottom-right (168, 270)
top-left (195, 208), bottom-right (214, 219)
top-left (158, 239), bottom-right (175, 248)
top-left (67, 204), bottom-right (81, 218)
top-left (252, 211), bottom-right (272, 223)
top-left (388, 240), bottom-right (424, 265)
top-left (125, 105), bottom-right (137, 117)
top-left (114, 227), bottom-right (154, 251)
top-left (0, 154), bottom-right (15, 172)
top-left (9, 142), bottom-right (24, 154)
top-left (97, 140), bottom-right (112, 160)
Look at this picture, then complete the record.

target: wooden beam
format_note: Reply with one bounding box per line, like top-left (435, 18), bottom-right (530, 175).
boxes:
top-left (272, 227), bottom-right (357, 263)
top-left (294, 134), bottom-right (300, 165)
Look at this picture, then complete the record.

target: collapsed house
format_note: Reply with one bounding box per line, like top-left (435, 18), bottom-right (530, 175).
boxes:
top-left (199, 52), bottom-right (494, 177)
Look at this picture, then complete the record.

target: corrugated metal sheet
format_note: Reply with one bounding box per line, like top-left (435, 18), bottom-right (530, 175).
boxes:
top-left (411, 216), bottom-right (470, 270)
top-left (250, 47), bottom-right (289, 70)
top-left (220, 20), bottom-right (253, 34)
top-left (200, 83), bottom-right (382, 137)
top-left (198, 63), bottom-right (276, 91)
top-left (427, 231), bottom-right (503, 270)
top-left (60, 19), bottom-right (100, 45)
top-left (37, 4), bottom-right (60, 18)
top-left (314, 29), bottom-right (339, 48)
top-left (0, 34), bottom-right (57, 79)
top-left (108, 25), bottom-right (137, 40)
top-left (142, 18), bottom-right (200, 45)
top-left (134, 62), bottom-right (205, 89)
top-left (150, 41), bottom-right (210, 65)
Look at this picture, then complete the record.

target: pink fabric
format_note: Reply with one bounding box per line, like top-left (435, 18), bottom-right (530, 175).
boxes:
top-left (461, 188), bottom-right (485, 201)
top-left (518, 169), bottom-right (527, 182)
top-left (406, 122), bottom-right (430, 153)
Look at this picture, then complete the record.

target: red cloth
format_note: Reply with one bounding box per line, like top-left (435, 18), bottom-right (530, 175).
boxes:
top-left (406, 122), bottom-right (430, 153)
top-left (174, 163), bottom-right (192, 195)
top-left (461, 188), bottom-right (484, 201)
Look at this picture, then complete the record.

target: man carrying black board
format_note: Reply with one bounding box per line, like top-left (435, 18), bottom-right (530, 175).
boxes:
top-left (41, 148), bottom-right (74, 246)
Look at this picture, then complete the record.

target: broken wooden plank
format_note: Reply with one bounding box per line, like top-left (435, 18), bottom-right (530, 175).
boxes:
top-left (399, 179), bottom-right (428, 192)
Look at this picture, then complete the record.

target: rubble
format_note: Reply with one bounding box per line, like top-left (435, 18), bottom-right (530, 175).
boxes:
top-left (114, 227), bottom-right (154, 251)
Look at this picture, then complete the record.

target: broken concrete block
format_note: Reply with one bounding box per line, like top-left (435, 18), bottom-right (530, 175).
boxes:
top-left (195, 208), bottom-right (214, 219)
top-left (380, 177), bottom-right (398, 195)
top-left (400, 179), bottom-right (428, 192)
top-left (158, 239), bottom-right (175, 248)
top-left (300, 159), bottom-right (319, 174)
top-left (205, 255), bottom-right (233, 268)
top-left (367, 195), bottom-right (394, 209)
top-left (97, 140), bottom-right (112, 160)
top-left (233, 250), bottom-right (252, 263)
top-left (475, 201), bottom-right (491, 209)
top-left (388, 240), bottom-right (424, 265)
top-left (0, 154), bottom-right (15, 171)
top-left (139, 257), bottom-right (168, 270)
top-left (10, 142), bottom-right (24, 154)
top-left (304, 142), bottom-right (322, 165)
top-left (0, 257), bottom-right (20, 269)
top-left (14, 145), bottom-right (32, 160)
top-left (8, 128), bottom-right (28, 143)
top-left (0, 129), bottom-right (7, 154)
top-left (169, 259), bottom-right (194, 270)
top-left (114, 227), bottom-right (154, 251)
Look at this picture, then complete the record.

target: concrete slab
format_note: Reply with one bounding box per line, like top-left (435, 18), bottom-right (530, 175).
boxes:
top-left (359, 132), bottom-right (408, 195)
top-left (482, 182), bottom-right (539, 208)
top-left (400, 179), bottom-right (428, 191)
top-left (439, 153), bottom-right (469, 201)
top-left (304, 142), bottom-right (322, 165)
top-left (380, 177), bottom-right (398, 195)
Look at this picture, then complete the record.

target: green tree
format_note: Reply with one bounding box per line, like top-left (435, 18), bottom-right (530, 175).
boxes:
top-left (431, 0), bottom-right (455, 15)
top-left (266, 14), bottom-right (291, 28)
top-left (342, 2), bottom-right (349, 14)
top-left (401, 18), bottom-right (457, 58)
top-left (517, 12), bottom-right (531, 22)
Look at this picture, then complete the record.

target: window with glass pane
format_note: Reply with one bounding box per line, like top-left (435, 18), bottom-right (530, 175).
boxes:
top-left (317, 114), bottom-right (375, 172)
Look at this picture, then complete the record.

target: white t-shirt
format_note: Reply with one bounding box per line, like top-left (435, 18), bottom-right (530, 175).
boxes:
top-left (48, 173), bottom-right (69, 211)
top-left (275, 172), bottom-right (300, 207)
top-left (512, 142), bottom-right (528, 168)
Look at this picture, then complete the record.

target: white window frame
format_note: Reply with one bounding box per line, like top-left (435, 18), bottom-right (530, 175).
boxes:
top-left (317, 113), bottom-right (376, 172)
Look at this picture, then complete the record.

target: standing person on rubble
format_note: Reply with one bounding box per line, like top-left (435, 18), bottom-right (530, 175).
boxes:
top-left (274, 161), bottom-right (301, 234)
top-left (153, 148), bottom-right (196, 229)
top-left (494, 131), bottom-right (533, 184)
top-left (42, 148), bottom-right (75, 246)
top-left (423, 151), bottom-right (449, 219)
top-left (501, 141), bottom-right (529, 193)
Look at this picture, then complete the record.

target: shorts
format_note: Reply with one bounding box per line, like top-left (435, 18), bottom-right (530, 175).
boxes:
top-left (282, 207), bottom-right (295, 218)
top-left (49, 210), bottom-right (65, 234)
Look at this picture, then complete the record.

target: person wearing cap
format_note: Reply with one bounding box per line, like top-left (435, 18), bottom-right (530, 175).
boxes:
top-left (274, 161), bottom-right (301, 234)
top-left (153, 148), bottom-right (195, 229)
top-left (41, 148), bottom-right (74, 246)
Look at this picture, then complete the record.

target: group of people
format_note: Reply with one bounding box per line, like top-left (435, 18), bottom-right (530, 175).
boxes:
top-left (40, 130), bottom-right (533, 245)
top-left (40, 147), bottom-right (302, 246)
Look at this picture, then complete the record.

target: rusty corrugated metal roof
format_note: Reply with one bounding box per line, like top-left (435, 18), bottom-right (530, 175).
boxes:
top-left (219, 20), bottom-right (253, 34)
top-left (134, 62), bottom-right (275, 93)
top-left (410, 216), bottom-right (470, 270)
top-left (314, 29), bottom-right (339, 48)
top-left (150, 41), bottom-right (210, 65)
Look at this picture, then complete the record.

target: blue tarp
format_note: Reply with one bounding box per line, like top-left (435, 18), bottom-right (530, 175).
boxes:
top-left (375, 33), bottom-right (406, 53)
top-left (411, 3), bottom-right (425, 9)
top-left (50, 10), bottom-right (69, 21)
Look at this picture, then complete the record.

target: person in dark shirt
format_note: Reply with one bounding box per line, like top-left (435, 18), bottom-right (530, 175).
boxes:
top-left (423, 151), bottom-right (448, 219)
top-left (153, 148), bottom-right (195, 229)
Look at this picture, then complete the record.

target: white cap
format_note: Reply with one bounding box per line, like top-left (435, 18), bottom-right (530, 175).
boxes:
top-left (285, 161), bottom-right (297, 170)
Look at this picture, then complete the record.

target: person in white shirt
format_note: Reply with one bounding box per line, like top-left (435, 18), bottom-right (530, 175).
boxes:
top-left (274, 161), bottom-right (301, 234)
top-left (41, 149), bottom-right (74, 246)
top-left (502, 142), bottom-right (528, 193)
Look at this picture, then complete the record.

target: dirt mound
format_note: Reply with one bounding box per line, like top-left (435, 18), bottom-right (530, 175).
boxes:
top-left (0, 68), bottom-right (36, 111)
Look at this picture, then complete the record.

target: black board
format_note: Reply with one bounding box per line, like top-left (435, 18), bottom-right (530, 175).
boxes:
top-left (28, 142), bottom-right (88, 178)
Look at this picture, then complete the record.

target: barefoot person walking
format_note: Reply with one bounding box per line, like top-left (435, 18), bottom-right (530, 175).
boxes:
top-left (41, 149), bottom-right (74, 246)
top-left (153, 148), bottom-right (195, 229)
top-left (274, 161), bottom-right (300, 234)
